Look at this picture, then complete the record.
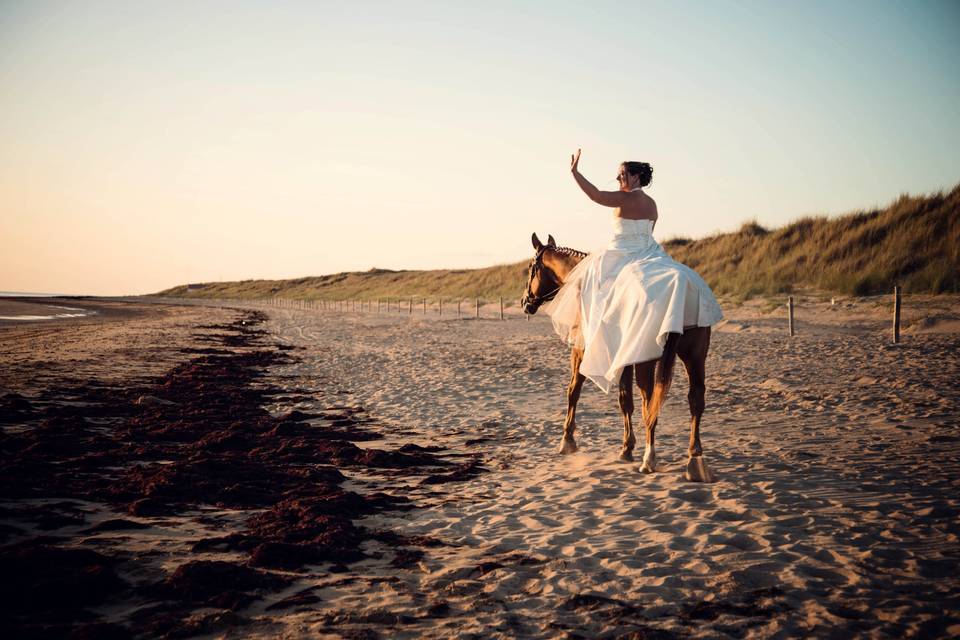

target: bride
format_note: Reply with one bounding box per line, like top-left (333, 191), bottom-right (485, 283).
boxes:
top-left (542, 149), bottom-right (724, 394)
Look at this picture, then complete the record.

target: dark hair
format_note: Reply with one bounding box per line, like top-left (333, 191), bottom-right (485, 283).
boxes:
top-left (622, 161), bottom-right (653, 187)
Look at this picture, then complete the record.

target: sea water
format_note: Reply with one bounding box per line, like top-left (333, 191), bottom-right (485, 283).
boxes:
top-left (0, 293), bottom-right (96, 321)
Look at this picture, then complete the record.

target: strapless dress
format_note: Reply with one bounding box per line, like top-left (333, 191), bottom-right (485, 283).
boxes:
top-left (542, 217), bottom-right (723, 393)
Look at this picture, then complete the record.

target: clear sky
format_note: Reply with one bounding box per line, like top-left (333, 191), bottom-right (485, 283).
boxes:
top-left (2, 0), bottom-right (958, 295)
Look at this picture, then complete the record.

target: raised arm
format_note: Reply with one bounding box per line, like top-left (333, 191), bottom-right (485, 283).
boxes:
top-left (570, 149), bottom-right (626, 208)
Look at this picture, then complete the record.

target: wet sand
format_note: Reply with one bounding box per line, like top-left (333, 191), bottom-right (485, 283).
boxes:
top-left (1, 296), bottom-right (959, 638)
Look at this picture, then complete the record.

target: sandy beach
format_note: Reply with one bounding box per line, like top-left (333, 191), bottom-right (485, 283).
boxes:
top-left (4, 1), bottom-right (958, 637)
top-left (1, 296), bottom-right (958, 638)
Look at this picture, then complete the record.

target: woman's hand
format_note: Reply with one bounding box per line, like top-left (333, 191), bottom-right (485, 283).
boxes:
top-left (570, 148), bottom-right (581, 173)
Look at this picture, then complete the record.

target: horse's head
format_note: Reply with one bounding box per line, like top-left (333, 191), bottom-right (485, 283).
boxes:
top-left (521, 233), bottom-right (564, 315)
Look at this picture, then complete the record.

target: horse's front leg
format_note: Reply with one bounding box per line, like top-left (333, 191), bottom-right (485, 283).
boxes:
top-left (559, 347), bottom-right (585, 455)
top-left (618, 366), bottom-right (636, 462)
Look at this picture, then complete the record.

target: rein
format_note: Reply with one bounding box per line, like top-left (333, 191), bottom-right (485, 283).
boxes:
top-left (525, 284), bottom-right (562, 307)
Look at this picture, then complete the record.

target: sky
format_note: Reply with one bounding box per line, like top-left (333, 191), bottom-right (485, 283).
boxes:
top-left (1, 0), bottom-right (958, 295)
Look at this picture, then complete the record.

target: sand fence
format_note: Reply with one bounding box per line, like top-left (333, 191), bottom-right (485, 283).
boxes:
top-left (129, 286), bottom-right (909, 341)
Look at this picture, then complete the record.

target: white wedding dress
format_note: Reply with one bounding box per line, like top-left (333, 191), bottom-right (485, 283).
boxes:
top-left (542, 217), bottom-right (723, 393)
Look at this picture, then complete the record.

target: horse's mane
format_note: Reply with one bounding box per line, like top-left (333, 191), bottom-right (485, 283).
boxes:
top-left (551, 245), bottom-right (587, 259)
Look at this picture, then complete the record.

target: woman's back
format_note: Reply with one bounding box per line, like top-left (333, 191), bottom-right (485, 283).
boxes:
top-left (615, 189), bottom-right (658, 223)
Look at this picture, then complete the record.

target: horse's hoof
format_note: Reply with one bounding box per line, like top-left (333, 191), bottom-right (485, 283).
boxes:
top-left (618, 451), bottom-right (634, 463)
top-left (639, 448), bottom-right (656, 473)
top-left (558, 438), bottom-right (578, 455)
top-left (684, 455), bottom-right (716, 483)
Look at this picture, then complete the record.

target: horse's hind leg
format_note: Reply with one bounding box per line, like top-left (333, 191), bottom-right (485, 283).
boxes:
top-left (678, 328), bottom-right (710, 458)
top-left (635, 361), bottom-right (657, 473)
top-left (679, 328), bottom-right (716, 482)
top-left (559, 347), bottom-right (585, 455)
top-left (618, 366), bottom-right (636, 462)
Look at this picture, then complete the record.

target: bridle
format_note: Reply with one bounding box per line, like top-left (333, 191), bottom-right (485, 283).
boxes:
top-left (523, 250), bottom-right (562, 309)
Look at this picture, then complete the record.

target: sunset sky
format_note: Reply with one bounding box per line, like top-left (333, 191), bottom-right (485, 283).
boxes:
top-left (2, 1), bottom-right (958, 295)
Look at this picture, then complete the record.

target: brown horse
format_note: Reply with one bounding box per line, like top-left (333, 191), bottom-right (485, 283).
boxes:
top-left (521, 233), bottom-right (715, 481)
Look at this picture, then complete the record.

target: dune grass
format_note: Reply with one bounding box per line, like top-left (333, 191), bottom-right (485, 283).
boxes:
top-left (159, 263), bottom-right (530, 304)
top-left (661, 183), bottom-right (960, 299)
top-left (158, 183), bottom-right (960, 302)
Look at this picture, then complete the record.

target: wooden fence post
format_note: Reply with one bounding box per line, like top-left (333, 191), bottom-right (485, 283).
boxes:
top-left (893, 286), bottom-right (901, 343)
top-left (409, 298), bottom-right (413, 315)
top-left (457, 299), bottom-right (461, 318)
top-left (476, 298), bottom-right (480, 318)
top-left (439, 299), bottom-right (442, 316)
top-left (422, 298), bottom-right (426, 315)
top-left (788, 296), bottom-right (795, 337)
top-left (499, 297), bottom-right (504, 320)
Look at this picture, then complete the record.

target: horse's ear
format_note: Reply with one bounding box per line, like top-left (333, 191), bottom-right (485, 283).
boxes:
top-left (547, 234), bottom-right (556, 247)
top-left (531, 233), bottom-right (543, 251)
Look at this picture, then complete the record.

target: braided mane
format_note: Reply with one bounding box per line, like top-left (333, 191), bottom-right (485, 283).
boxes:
top-left (552, 245), bottom-right (587, 259)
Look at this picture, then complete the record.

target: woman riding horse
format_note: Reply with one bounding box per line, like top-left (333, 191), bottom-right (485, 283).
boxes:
top-left (521, 150), bottom-right (723, 481)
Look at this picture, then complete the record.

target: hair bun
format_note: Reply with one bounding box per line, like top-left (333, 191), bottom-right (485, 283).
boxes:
top-left (623, 161), bottom-right (653, 187)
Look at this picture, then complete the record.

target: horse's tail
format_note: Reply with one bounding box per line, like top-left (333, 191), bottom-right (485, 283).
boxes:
top-left (645, 332), bottom-right (681, 430)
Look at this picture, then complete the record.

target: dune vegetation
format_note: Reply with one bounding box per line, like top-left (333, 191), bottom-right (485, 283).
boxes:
top-left (158, 183), bottom-right (959, 302)
top-left (158, 263), bottom-right (530, 305)
top-left (662, 183), bottom-right (960, 298)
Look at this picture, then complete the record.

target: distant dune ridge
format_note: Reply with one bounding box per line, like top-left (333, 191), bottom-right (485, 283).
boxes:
top-left (159, 183), bottom-right (959, 301)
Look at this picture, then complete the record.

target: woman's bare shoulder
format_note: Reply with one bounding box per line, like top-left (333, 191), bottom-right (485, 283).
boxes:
top-left (616, 191), bottom-right (658, 220)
